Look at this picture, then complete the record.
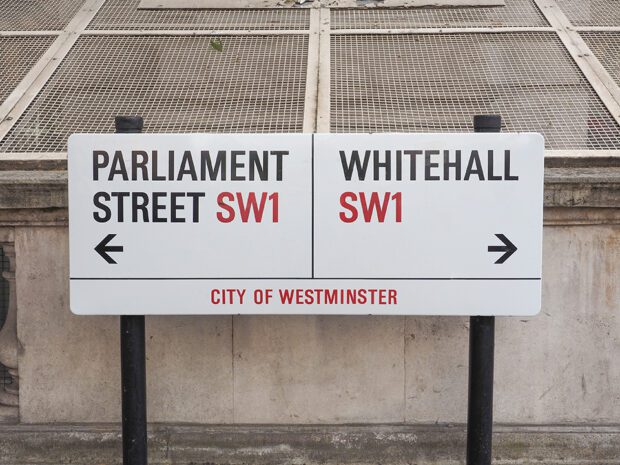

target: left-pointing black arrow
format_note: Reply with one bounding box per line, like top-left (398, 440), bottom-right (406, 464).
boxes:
top-left (488, 233), bottom-right (517, 264)
top-left (95, 234), bottom-right (124, 264)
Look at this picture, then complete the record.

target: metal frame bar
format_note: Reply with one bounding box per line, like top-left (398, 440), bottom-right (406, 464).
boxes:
top-left (546, 149), bottom-right (620, 158)
top-left (0, 0), bottom-right (108, 144)
top-left (0, 152), bottom-right (68, 161)
top-left (575, 26), bottom-right (620, 32)
top-left (316, 7), bottom-right (331, 133)
top-left (303, 9), bottom-right (321, 133)
top-left (533, 0), bottom-right (620, 127)
top-left (138, 0), bottom-right (506, 7)
top-left (82, 29), bottom-right (310, 35)
top-left (0, 31), bottom-right (61, 36)
top-left (330, 27), bottom-right (555, 34)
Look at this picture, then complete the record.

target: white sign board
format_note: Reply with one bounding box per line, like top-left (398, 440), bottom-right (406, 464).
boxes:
top-left (68, 133), bottom-right (544, 316)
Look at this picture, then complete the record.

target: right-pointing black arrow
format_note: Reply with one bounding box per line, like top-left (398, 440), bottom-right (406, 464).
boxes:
top-left (95, 234), bottom-right (123, 264)
top-left (488, 233), bottom-right (517, 264)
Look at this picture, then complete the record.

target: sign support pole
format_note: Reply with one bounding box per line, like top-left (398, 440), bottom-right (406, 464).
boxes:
top-left (467, 114), bottom-right (501, 465)
top-left (116, 116), bottom-right (148, 465)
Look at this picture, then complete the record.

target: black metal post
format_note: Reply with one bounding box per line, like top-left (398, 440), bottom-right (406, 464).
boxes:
top-left (467, 115), bottom-right (501, 465)
top-left (116, 116), bottom-right (148, 465)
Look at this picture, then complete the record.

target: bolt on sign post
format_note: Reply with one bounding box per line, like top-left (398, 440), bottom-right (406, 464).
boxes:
top-left (67, 116), bottom-right (544, 465)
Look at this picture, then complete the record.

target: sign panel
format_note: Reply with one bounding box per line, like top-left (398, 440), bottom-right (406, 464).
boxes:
top-left (68, 132), bottom-right (544, 315)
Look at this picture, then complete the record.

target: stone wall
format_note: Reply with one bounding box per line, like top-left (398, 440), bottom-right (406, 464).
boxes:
top-left (0, 160), bottom-right (618, 427)
top-left (7, 222), bottom-right (619, 424)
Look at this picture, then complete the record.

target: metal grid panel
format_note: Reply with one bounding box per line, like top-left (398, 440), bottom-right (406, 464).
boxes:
top-left (331, 0), bottom-right (549, 29)
top-left (581, 32), bottom-right (620, 86)
top-left (87, 0), bottom-right (311, 30)
top-left (0, 0), bottom-right (86, 31)
top-left (0, 36), bottom-right (57, 104)
top-left (555, 0), bottom-right (620, 27)
top-left (0, 35), bottom-right (308, 152)
top-left (331, 33), bottom-right (620, 149)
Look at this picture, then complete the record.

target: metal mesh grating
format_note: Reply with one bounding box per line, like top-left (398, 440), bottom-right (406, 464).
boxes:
top-left (87, 0), bottom-right (311, 30)
top-left (0, 36), bottom-right (57, 105)
top-left (0, 35), bottom-right (308, 152)
top-left (331, 33), bottom-right (620, 149)
top-left (581, 32), bottom-right (620, 87)
top-left (555, 0), bottom-right (620, 27)
top-left (0, 0), bottom-right (86, 31)
top-left (331, 0), bottom-right (549, 29)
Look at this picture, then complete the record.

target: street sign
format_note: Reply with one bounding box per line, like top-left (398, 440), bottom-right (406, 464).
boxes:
top-left (68, 132), bottom-right (544, 316)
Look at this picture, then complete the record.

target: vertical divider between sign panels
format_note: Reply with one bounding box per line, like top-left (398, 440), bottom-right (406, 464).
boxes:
top-left (533, 0), bottom-right (620, 126)
top-left (0, 0), bottom-right (108, 144)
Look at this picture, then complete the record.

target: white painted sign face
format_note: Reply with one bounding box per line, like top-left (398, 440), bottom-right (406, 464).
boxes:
top-left (68, 133), bottom-right (544, 316)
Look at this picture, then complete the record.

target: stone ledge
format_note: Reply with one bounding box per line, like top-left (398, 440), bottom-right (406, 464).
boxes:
top-left (0, 171), bottom-right (67, 210)
top-left (0, 423), bottom-right (619, 465)
top-left (1, 168), bottom-right (619, 210)
top-left (0, 168), bottom-right (618, 226)
top-left (2, 153), bottom-right (618, 173)
top-left (2, 207), bottom-right (619, 226)
top-left (544, 168), bottom-right (620, 208)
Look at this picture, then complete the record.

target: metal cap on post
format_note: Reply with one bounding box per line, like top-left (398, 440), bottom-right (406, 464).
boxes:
top-left (467, 114), bottom-right (500, 465)
top-left (116, 115), bottom-right (148, 465)
top-left (473, 115), bottom-right (501, 133)
top-left (115, 116), bottom-right (144, 133)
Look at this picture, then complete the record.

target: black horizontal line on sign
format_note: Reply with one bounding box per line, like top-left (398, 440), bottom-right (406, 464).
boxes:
top-left (70, 277), bottom-right (542, 281)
